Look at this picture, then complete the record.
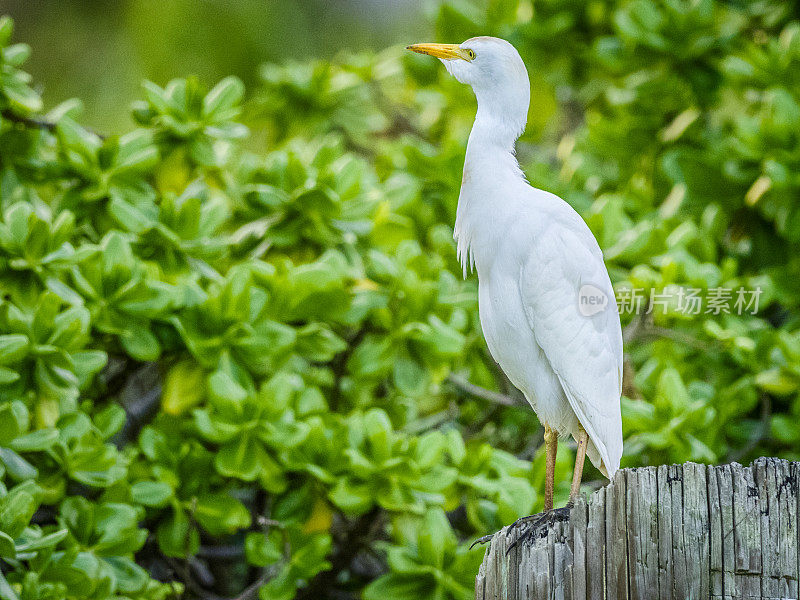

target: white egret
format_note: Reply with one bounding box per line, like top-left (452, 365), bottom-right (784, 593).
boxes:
top-left (407, 38), bottom-right (623, 526)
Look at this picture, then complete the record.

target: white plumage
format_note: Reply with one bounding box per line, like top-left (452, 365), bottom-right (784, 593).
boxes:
top-left (408, 37), bottom-right (623, 508)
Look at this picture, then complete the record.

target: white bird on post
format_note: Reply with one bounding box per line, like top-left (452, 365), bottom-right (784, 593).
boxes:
top-left (407, 37), bottom-right (623, 536)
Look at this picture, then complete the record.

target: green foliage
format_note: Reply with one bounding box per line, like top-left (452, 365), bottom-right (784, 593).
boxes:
top-left (363, 508), bottom-right (482, 600)
top-left (0, 2), bottom-right (798, 598)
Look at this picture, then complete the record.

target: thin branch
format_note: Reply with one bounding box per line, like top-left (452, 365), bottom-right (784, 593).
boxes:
top-left (227, 572), bottom-right (273, 600)
top-left (1, 109), bottom-right (56, 133)
top-left (1, 108), bottom-right (107, 139)
top-left (255, 516), bottom-right (283, 529)
top-left (645, 325), bottom-right (711, 350)
top-left (623, 313), bottom-right (713, 351)
top-left (447, 374), bottom-right (520, 406)
top-left (217, 500), bottom-right (286, 600)
top-left (404, 402), bottom-right (459, 434)
top-left (164, 556), bottom-right (225, 600)
top-left (622, 313), bottom-right (644, 344)
top-left (197, 544), bottom-right (244, 560)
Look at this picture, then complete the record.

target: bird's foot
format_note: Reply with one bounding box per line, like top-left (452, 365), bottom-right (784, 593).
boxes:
top-left (468, 505), bottom-right (572, 551)
top-left (505, 505), bottom-right (572, 555)
top-left (468, 513), bottom-right (540, 549)
top-left (469, 533), bottom-right (495, 549)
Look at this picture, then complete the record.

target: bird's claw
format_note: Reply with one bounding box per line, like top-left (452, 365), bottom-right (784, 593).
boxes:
top-left (469, 533), bottom-right (495, 549)
top-left (468, 505), bottom-right (573, 552)
top-left (469, 510), bottom-right (545, 549)
top-left (505, 505), bottom-right (571, 555)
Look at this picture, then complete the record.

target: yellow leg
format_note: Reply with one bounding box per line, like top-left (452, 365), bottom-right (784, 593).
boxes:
top-left (543, 424), bottom-right (558, 511)
top-left (569, 426), bottom-right (588, 506)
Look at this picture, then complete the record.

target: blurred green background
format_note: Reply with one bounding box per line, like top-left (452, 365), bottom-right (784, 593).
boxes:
top-left (6, 0), bottom-right (433, 129)
top-left (2, 0), bottom-right (800, 599)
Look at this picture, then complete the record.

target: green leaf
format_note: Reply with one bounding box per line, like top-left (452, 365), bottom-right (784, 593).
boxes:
top-left (209, 368), bottom-right (248, 404)
top-left (120, 326), bottom-right (161, 361)
top-left (258, 566), bottom-right (296, 600)
top-left (0, 368), bottom-right (19, 385)
top-left (130, 481), bottom-right (173, 507)
top-left (0, 531), bottom-right (15, 558)
top-left (56, 117), bottom-right (100, 155)
top-left (296, 387), bottom-right (327, 416)
top-left (0, 571), bottom-right (20, 600)
top-left (445, 430), bottom-right (466, 465)
top-left (329, 479), bottom-right (373, 515)
top-left (193, 409), bottom-right (241, 443)
top-left (771, 415), bottom-right (800, 443)
top-left (162, 359), bottom-right (206, 416)
top-left (109, 198), bottom-right (155, 234)
top-left (9, 428), bottom-right (58, 452)
top-left (0, 403), bottom-right (23, 446)
top-left (0, 447), bottom-right (37, 481)
top-left (245, 531), bottom-right (282, 566)
top-left (755, 368), bottom-right (798, 396)
top-left (415, 431), bottom-right (447, 469)
top-left (215, 434), bottom-right (261, 481)
top-left (0, 16), bottom-right (14, 47)
top-left (72, 350), bottom-right (108, 385)
top-left (104, 556), bottom-right (149, 594)
top-left (364, 408), bottom-right (393, 462)
top-left (5, 77), bottom-right (42, 113)
top-left (115, 132), bottom-right (159, 173)
top-left (259, 371), bottom-right (301, 414)
top-left (0, 486), bottom-right (37, 538)
top-left (655, 367), bottom-right (690, 411)
top-left (157, 508), bottom-right (199, 558)
top-left (93, 503), bottom-right (147, 556)
top-left (257, 449), bottom-right (287, 494)
top-left (363, 574), bottom-right (437, 600)
top-left (14, 528), bottom-right (68, 553)
top-left (409, 315), bottom-right (465, 356)
top-left (193, 494), bottom-right (251, 535)
top-left (348, 335), bottom-right (395, 378)
top-left (141, 80), bottom-right (172, 115)
top-left (203, 76), bottom-right (244, 117)
top-left (295, 323), bottom-right (346, 362)
top-left (417, 508), bottom-right (456, 569)
top-left (93, 404), bottom-right (126, 440)
top-left (3, 44), bottom-right (31, 68)
top-left (290, 531), bottom-right (331, 578)
top-left (393, 356), bottom-right (428, 397)
top-left (0, 335), bottom-right (27, 365)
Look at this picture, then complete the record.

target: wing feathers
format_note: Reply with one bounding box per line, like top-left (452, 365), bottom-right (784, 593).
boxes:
top-left (519, 225), bottom-right (623, 476)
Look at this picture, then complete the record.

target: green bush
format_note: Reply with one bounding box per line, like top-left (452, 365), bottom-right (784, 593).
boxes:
top-left (0, 2), bottom-right (798, 598)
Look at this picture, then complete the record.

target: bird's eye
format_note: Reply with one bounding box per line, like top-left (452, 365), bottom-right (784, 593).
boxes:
top-left (466, 49), bottom-right (476, 60)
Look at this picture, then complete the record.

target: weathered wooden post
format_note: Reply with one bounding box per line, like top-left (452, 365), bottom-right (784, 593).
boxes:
top-left (475, 458), bottom-right (799, 600)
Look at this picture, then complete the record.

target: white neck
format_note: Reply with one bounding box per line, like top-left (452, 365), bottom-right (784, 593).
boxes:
top-left (471, 101), bottom-right (526, 149)
top-left (454, 108), bottom-right (526, 276)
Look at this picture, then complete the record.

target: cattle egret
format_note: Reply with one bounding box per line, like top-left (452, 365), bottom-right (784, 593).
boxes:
top-left (407, 38), bottom-right (623, 530)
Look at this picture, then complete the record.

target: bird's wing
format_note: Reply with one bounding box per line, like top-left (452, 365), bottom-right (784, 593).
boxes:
top-left (518, 217), bottom-right (623, 477)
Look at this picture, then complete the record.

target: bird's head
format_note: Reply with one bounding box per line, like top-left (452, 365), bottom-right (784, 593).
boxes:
top-left (407, 36), bottom-right (530, 144)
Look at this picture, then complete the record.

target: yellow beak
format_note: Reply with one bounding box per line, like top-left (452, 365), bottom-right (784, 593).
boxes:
top-left (406, 43), bottom-right (468, 61)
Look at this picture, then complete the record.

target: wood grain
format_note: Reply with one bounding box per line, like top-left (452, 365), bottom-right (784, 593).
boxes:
top-left (475, 459), bottom-right (799, 600)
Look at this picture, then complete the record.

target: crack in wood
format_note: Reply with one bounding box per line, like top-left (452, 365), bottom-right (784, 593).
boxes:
top-left (475, 459), bottom-right (799, 600)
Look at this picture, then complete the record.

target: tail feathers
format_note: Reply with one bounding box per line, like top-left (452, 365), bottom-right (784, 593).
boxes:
top-left (586, 437), bottom-right (610, 478)
top-left (582, 433), bottom-right (620, 480)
